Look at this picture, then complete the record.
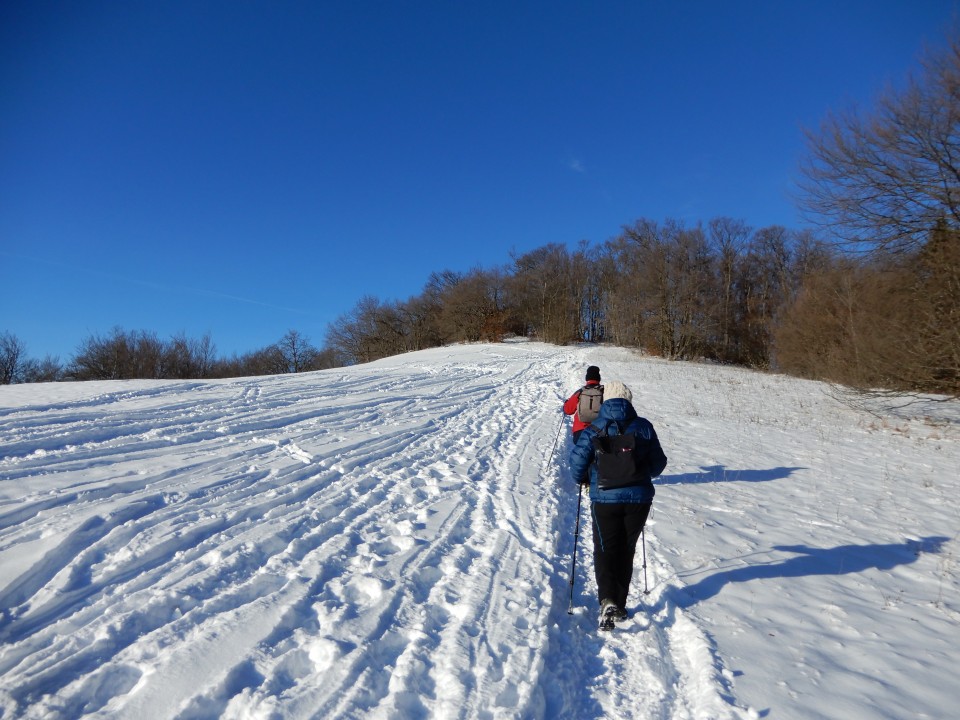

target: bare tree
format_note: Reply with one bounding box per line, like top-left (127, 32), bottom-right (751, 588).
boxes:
top-left (0, 332), bottom-right (26, 384)
top-left (325, 297), bottom-right (378, 365)
top-left (667, 223), bottom-right (717, 359)
top-left (277, 330), bottom-right (319, 373)
top-left (798, 33), bottom-right (960, 395)
top-left (307, 347), bottom-right (344, 371)
top-left (70, 328), bottom-right (215, 380)
top-left (71, 328), bottom-right (131, 380)
top-left (572, 240), bottom-right (606, 343)
top-left (612, 219), bottom-right (717, 360)
top-left (240, 345), bottom-right (288, 376)
top-left (907, 222), bottom-right (960, 392)
top-left (731, 226), bottom-right (794, 367)
top-left (776, 258), bottom-right (915, 387)
top-left (601, 219), bottom-right (655, 350)
top-left (22, 356), bottom-right (65, 383)
top-left (399, 294), bottom-right (444, 351)
top-left (325, 296), bottom-right (412, 365)
top-left (508, 245), bottom-right (579, 344)
top-left (199, 334), bottom-right (217, 377)
top-left (799, 35), bottom-right (960, 255)
top-left (165, 333), bottom-right (213, 379)
top-left (708, 218), bottom-right (752, 362)
top-left (438, 268), bottom-right (511, 343)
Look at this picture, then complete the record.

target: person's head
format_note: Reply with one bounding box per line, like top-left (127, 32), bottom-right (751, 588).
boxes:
top-left (602, 380), bottom-right (633, 403)
top-left (585, 365), bottom-right (601, 383)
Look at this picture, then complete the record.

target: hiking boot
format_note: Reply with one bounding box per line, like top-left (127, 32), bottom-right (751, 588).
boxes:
top-left (599, 598), bottom-right (618, 631)
top-left (612, 606), bottom-right (629, 622)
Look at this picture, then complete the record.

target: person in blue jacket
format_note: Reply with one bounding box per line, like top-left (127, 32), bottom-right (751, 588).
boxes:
top-left (569, 380), bottom-right (667, 630)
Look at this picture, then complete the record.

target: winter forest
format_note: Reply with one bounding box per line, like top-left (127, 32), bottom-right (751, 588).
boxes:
top-left (3, 37), bottom-right (959, 399)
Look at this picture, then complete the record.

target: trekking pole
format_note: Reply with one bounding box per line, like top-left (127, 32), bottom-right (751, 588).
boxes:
top-left (567, 483), bottom-right (584, 614)
top-left (546, 410), bottom-right (565, 465)
top-left (641, 528), bottom-right (650, 594)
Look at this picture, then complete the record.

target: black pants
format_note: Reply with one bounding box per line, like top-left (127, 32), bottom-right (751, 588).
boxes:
top-left (591, 502), bottom-right (651, 609)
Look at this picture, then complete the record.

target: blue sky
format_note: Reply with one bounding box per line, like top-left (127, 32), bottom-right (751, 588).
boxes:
top-left (2, 1), bottom-right (957, 362)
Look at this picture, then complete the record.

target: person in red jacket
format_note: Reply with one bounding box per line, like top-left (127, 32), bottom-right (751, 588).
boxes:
top-left (563, 365), bottom-right (603, 443)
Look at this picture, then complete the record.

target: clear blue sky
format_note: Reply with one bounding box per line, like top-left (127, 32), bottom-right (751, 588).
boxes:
top-left (2, 1), bottom-right (957, 362)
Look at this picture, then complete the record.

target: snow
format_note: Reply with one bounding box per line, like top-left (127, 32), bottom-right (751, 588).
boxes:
top-left (1, 341), bottom-right (957, 719)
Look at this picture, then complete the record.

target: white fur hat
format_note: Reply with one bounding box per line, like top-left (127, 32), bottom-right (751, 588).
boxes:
top-left (603, 380), bottom-right (633, 403)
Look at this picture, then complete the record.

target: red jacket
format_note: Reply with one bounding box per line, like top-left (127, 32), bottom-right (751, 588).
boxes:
top-left (563, 380), bottom-right (602, 434)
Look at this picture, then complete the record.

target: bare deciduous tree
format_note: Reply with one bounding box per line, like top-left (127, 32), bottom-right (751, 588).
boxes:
top-left (799, 36), bottom-right (960, 255)
top-left (796, 33), bottom-right (960, 395)
top-left (438, 268), bottom-right (511, 344)
top-left (613, 219), bottom-right (718, 360)
top-left (325, 296), bottom-right (382, 365)
top-left (508, 245), bottom-right (579, 344)
top-left (0, 332), bottom-right (26, 384)
top-left (277, 330), bottom-right (319, 373)
top-left (71, 328), bottom-right (219, 380)
top-left (22, 355), bottom-right (65, 383)
top-left (165, 332), bottom-right (217, 378)
top-left (708, 217), bottom-right (751, 362)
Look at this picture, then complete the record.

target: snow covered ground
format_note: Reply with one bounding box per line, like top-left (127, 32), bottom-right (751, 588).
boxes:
top-left (1, 341), bottom-right (957, 719)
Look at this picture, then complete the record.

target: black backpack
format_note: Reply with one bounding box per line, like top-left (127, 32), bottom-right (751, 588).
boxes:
top-left (577, 384), bottom-right (604, 423)
top-left (591, 420), bottom-right (643, 490)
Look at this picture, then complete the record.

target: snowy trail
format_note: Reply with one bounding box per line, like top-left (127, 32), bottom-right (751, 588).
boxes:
top-left (0, 342), bottom-right (737, 719)
top-left (4, 341), bottom-right (958, 719)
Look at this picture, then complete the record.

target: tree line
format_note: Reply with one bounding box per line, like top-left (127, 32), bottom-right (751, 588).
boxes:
top-left (3, 34), bottom-right (958, 396)
top-left (322, 220), bottom-right (826, 368)
top-left (0, 328), bottom-right (340, 383)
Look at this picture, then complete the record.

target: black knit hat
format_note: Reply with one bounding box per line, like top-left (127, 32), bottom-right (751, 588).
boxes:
top-left (585, 365), bottom-right (601, 382)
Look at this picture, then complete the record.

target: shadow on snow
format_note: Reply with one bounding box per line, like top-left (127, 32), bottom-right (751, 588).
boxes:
top-left (669, 536), bottom-right (951, 609)
top-left (656, 465), bottom-right (805, 485)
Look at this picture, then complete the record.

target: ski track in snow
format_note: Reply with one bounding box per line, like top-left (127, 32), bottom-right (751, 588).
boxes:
top-left (0, 343), bottom-right (741, 719)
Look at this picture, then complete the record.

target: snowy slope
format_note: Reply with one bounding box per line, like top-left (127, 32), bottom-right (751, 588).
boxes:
top-left (0, 341), bottom-right (957, 719)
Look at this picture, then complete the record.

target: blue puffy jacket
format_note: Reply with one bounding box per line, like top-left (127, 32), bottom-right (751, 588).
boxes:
top-left (569, 398), bottom-right (667, 504)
